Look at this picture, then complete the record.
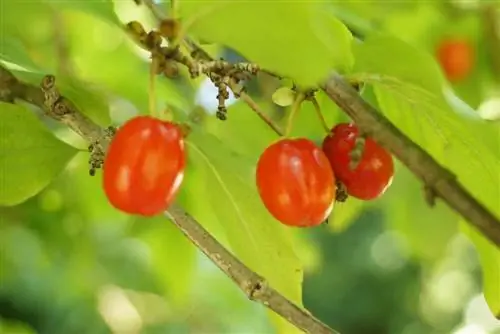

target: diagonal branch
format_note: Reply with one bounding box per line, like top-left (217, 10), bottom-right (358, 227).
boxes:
top-left (0, 63), bottom-right (338, 334)
top-left (321, 74), bottom-right (500, 247)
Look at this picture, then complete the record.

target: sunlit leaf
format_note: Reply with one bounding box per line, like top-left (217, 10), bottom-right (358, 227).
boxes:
top-left (0, 38), bottom-right (41, 71)
top-left (0, 103), bottom-right (78, 206)
top-left (183, 129), bottom-right (304, 334)
top-left (179, 0), bottom-right (353, 86)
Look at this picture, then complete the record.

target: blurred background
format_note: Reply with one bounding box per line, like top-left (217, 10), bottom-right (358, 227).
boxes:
top-left (1, 1), bottom-right (500, 334)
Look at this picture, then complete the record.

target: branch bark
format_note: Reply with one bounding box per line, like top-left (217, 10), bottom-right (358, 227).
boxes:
top-left (321, 74), bottom-right (500, 247)
top-left (0, 63), bottom-right (338, 334)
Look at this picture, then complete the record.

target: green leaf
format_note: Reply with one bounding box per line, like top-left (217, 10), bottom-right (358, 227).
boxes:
top-left (462, 222), bottom-right (500, 318)
top-left (179, 1), bottom-right (353, 86)
top-left (272, 87), bottom-right (296, 107)
top-left (351, 34), bottom-right (500, 210)
top-left (183, 130), bottom-right (304, 334)
top-left (0, 102), bottom-right (78, 206)
top-left (44, 0), bottom-right (121, 26)
top-left (0, 38), bottom-right (41, 71)
top-left (12, 70), bottom-right (112, 127)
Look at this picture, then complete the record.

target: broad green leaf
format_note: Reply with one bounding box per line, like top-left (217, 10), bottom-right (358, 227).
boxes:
top-left (0, 38), bottom-right (41, 71)
top-left (184, 130), bottom-right (304, 334)
top-left (12, 70), bottom-right (112, 127)
top-left (350, 35), bottom-right (500, 304)
top-left (1, 1), bottom-right (61, 73)
top-left (44, 0), bottom-right (121, 26)
top-left (0, 103), bottom-right (78, 206)
top-left (462, 222), bottom-right (500, 318)
top-left (272, 87), bottom-right (296, 107)
top-left (179, 1), bottom-right (353, 86)
top-left (0, 103), bottom-right (77, 206)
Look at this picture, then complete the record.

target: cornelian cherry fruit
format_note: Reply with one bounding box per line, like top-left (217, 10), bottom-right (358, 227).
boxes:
top-left (103, 116), bottom-right (186, 216)
top-left (436, 39), bottom-right (474, 82)
top-left (256, 138), bottom-right (336, 227)
top-left (322, 123), bottom-right (394, 201)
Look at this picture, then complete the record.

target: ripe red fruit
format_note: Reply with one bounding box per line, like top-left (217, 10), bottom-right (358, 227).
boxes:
top-left (322, 123), bottom-right (394, 200)
top-left (436, 39), bottom-right (474, 82)
top-left (256, 138), bottom-right (336, 227)
top-left (103, 116), bottom-right (186, 216)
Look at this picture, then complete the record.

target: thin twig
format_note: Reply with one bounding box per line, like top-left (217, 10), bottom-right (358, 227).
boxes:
top-left (0, 63), bottom-right (338, 334)
top-left (237, 83), bottom-right (284, 136)
top-left (321, 74), bottom-right (500, 247)
top-left (310, 97), bottom-right (330, 134)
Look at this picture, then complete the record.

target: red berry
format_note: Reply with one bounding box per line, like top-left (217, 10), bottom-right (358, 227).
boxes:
top-left (103, 116), bottom-right (186, 216)
top-left (256, 138), bottom-right (336, 227)
top-left (322, 123), bottom-right (394, 200)
top-left (436, 39), bottom-right (474, 82)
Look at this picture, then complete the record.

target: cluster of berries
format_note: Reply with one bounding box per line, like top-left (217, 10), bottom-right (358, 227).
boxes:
top-left (102, 116), bottom-right (394, 227)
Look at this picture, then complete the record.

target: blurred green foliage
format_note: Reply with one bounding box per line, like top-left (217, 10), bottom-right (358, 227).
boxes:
top-left (1, 0), bottom-right (499, 333)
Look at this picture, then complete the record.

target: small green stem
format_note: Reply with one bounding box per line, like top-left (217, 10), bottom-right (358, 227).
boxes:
top-left (311, 97), bottom-right (330, 134)
top-left (285, 92), bottom-right (305, 137)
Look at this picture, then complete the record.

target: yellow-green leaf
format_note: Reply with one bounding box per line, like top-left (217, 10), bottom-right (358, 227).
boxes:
top-left (182, 130), bottom-right (304, 334)
top-left (179, 1), bottom-right (353, 86)
top-left (0, 102), bottom-right (78, 206)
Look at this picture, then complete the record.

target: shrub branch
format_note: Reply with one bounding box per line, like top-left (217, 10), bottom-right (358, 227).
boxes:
top-left (0, 64), bottom-right (338, 334)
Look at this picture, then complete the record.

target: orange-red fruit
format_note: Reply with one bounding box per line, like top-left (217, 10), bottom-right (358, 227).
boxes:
top-left (436, 39), bottom-right (474, 82)
top-left (256, 138), bottom-right (336, 227)
top-left (322, 123), bottom-right (394, 200)
top-left (103, 116), bottom-right (186, 216)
